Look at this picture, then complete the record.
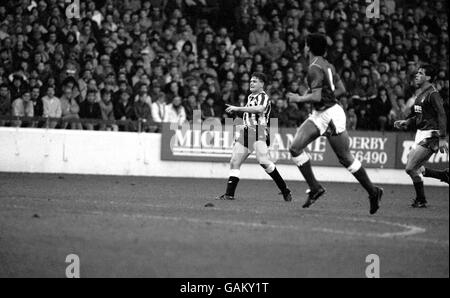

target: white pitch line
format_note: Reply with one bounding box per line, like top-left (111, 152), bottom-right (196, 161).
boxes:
top-left (90, 210), bottom-right (428, 241)
top-left (1, 199), bottom-right (445, 245)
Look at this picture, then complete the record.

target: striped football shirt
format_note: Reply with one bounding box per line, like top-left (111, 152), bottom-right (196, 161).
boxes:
top-left (243, 91), bottom-right (271, 127)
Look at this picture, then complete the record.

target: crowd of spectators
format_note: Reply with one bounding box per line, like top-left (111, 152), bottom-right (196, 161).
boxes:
top-left (0, 0), bottom-right (448, 132)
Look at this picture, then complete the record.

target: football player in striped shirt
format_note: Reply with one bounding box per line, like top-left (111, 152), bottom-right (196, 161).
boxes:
top-left (394, 65), bottom-right (448, 207)
top-left (286, 34), bottom-right (383, 215)
top-left (216, 72), bottom-right (292, 201)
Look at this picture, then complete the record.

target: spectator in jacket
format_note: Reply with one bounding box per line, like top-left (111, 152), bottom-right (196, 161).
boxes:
top-left (371, 87), bottom-right (393, 131)
top-left (114, 90), bottom-right (135, 131)
top-left (0, 83), bottom-right (10, 126)
top-left (30, 86), bottom-right (43, 117)
top-left (201, 96), bottom-right (222, 120)
top-left (249, 16), bottom-right (270, 54)
top-left (184, 93), bottom-right (201, 123)
top-left (79, 89), bottom-right (102, 130)
top-left (99, 89), bottom-right (118, 131)
top-left (134, 89), bottom-right (154, 132)
top-left (270, 99), bottom-right (290, 128)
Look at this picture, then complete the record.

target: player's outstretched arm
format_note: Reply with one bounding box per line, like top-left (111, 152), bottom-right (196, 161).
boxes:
top-left (394, 105), bottom-right (416, 130)
top-left (286, 89), bottom-right (322, 103)
top-left (225, 104), bottom-right (265, 114)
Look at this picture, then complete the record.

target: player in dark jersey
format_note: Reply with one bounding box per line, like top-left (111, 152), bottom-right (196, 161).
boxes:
top-left (215, 72), bottom-right (292, 202)
top-left (286, 34), bottom-right (383, 215)
top-left (394, 65), bottom-right (448, 207)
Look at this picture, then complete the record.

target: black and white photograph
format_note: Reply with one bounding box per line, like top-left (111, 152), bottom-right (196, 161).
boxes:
top-left (0, 0), bottom-right (448, 283)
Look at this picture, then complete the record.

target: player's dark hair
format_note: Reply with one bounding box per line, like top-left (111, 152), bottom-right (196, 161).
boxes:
top-left (306, 33), bottom-right (328, 56)
top-left (421, 64), bottom-right (438, 82)
top-left (251, 72), bottom-right (266, 85)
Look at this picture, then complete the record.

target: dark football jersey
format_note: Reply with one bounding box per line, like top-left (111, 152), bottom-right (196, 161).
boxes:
top-left (411, 84), bottom-right (447, 137)
top-left (307, 57), bottom-right (340, 111)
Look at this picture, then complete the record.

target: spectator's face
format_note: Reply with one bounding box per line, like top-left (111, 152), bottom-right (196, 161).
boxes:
top-left (170, 83), bottom-right (178, 93)
top-left (47, 88), bottom-right (55, 97)
top-left (187, 95), bottom-right (196, 105)
top-left (256, 64), bottom-right (264, 73)
top-left (241, 82), bottom-right (250, 91)
top-left (0, 87), bottom-right (8, 97)
top-left (121, 93), bottom-right (129, 102)
top-left (173, 97), bottom-right (182, 107)
top-left (103, 93), bottom-right (111, 103)
top-left (225, 81), bottom-right (233, 91)
top-left (49, 33), bottom-right (57, 43)
top-left (290, 81), bottom-right (299, 91)
top-left (140, 33), bottom-right (147, 43)
top-left (276, 99), bottom-right (285, 109)
top-left (190, 85), bottom-right (198, 95)
top-left (140, 85), bottom-right (148, 95)
top-left (273, 31), bottom-right (280, 40)
top-left (31, 88), bottom-right (40, 99)
top-left (88, 80), bottom-right (97, 89)
top-left (22, 92), bottom-right (31, 102)
top-left (64, 88), bottom-right (73, 99)
top-left (348, 108), bottom-right (355, 116)
top-left (87, 93), bottom-right (96, 103)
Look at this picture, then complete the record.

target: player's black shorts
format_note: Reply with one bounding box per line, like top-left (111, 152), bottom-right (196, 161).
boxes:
top-left (235, 125), bottom-right (270, 150)
top-left (418, 136), bottom-right (440, 153)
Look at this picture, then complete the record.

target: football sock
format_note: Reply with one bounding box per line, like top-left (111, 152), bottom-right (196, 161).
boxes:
top-left (413, 181), bottom-right (426, 200)
top-left (353, 168), bottom-right (378, 197)
top-left (267, 167), bottom-right (288, 193)
top-left (225, 176), bottom-right (239, 197)
top-left (298, 161), bottom-right (321, 192)
top-left (424, 168), bottom-right (448, 182)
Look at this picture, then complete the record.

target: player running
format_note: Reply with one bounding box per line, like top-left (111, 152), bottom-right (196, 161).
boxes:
top-left (216, 72), bottom-right (293, 202)
top-left (286, 33), bottom-right (383, 215)
top-left (394, 65), bottom-right (448, 207)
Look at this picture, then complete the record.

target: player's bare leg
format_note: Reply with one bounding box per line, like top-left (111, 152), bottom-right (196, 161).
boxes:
top-left (289, 120), bottom-right (326, 207)
top-left (327, 131), bottom-right (383, 214)
top-left (217, 142), bottom-right (251, 200)
top-left (405, 145), bottom-right (434, 207)
top-left (254, 140), bottom-right (292, 201)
